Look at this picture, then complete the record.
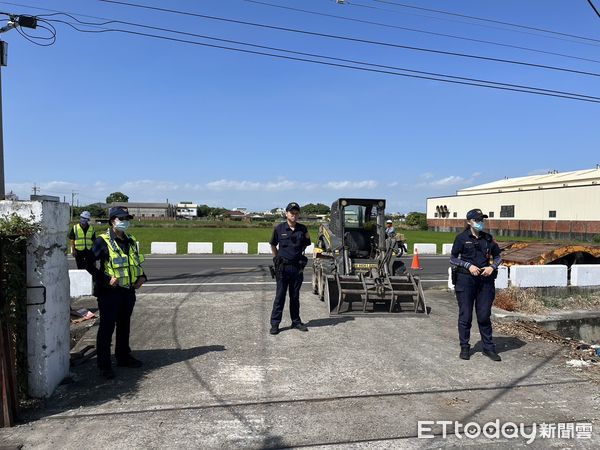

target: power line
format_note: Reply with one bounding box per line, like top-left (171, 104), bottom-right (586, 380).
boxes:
top-left (346, 0), bottom-right (600, 48)
top-left (46, 18), bottom-right (600, 104)
top-left (588, 0), bottom-right (600, 19)
top-left (36, 8), bottom-right (600, 80)
top-left (235, 0), bottom-right (600, 64)
top-left (367, 0), bottom-right (600, 44)
top-left (11, 1), bottom-right (599, 78)
top-left (42, 14), bottom-right (600, 101)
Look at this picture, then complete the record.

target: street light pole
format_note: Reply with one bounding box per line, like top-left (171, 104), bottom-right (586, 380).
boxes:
top-left (0, 41), bottom-right (6, 200)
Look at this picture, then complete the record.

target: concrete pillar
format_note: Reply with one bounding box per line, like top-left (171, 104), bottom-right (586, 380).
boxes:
top-left (1, 200), bottom-right (70, 398)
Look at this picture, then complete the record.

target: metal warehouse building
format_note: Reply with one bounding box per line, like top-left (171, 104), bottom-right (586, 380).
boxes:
top-left (427, 166), bottom-right (600, 240)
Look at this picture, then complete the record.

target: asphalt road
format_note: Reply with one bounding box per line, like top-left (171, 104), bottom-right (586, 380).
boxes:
top-left (69, 254), bottom-right (451, 293)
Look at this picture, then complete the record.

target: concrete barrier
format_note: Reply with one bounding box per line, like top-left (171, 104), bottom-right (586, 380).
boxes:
top-left (69, 270), bottom-right (93, 297)
top-left (510, 265), bottom-right (568, 287)
top-left (304, 244), bottom-right (314, 255)
top-left (496, 265), bottom-right (509, 289)
top-left (257, 242), bottom-right (271, 254)
top-left (151, 242), bottom-right (177, 254)
top-left (442, 243), bottom-right (453, 255)
top-left (447, 265), bottom-right (509, 290)
top-left (571, 265), bottom-right (600, 287)
top-left (224, 242), bottom-right (248, 254)
top-left (187, 242), bottom-right (213, 254)
top-left (414, 243), bottom-right (436, 255)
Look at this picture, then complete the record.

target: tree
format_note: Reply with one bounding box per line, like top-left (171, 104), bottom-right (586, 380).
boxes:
top-left (197, 204), bottom-right (211, 217)
top-left (106, 192), bottom-right (129, 204)
top-left (405, 212), bottom-right (428, 230)
top-left (301, 203), bottom-right (330, 215)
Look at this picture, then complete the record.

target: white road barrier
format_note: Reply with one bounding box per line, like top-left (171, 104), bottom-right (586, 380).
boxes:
top-left (257, 242), bottom-right (271, 254)
top-left (510, 265), bottom-right (568, 287)
top-left (414, 243), bottom-right (437, 255)
top-left (151, 242), bottom-right (177, 254)
top-left (446, 265), bottom-right (509, 290)
top-left (187, 242), bottom-right (213, 254)
top-left (570, 264), bottom-right (600, 287)
top-left (304, 244), bottom-right (314, 255)
top-left (224, 242), bottom-right (248, 254)
top-left (69, 269), bottom-right (93, 297)
top-left (442, 243), bottom-right (453, 255)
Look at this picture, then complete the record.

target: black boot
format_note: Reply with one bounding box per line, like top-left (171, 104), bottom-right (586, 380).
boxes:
top-left (459, 346), bottom-right (470, 360)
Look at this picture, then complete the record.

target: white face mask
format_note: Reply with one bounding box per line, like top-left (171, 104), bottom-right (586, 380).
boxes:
top-left (114, 219), bottom-right (130, 231)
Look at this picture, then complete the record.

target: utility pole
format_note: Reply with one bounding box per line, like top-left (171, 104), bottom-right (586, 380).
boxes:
top-left (32, 183), bottom-right (40, 195)
top-left (0, 14), bottom-right (37, 200)
top-left (71, 191), bottom-right (78, 221)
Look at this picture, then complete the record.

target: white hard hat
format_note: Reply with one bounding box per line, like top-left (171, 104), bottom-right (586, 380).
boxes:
top-left (80, 211), bottom-right (92, 220)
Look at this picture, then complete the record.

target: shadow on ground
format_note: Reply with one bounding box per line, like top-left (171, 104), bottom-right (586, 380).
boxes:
top-left (19, 345), bottom-right (225, 421)
top-left (472, 336), bottom-right (527, 354)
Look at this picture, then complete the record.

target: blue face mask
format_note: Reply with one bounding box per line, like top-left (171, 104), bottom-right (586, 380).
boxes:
top-left (472, 221), bottom-right (484, 232)
top-left (114, 220), bottom-right (130, 232)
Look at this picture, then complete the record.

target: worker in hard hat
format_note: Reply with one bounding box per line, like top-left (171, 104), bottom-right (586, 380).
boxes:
top-left (69, 210), bottom-right (96, 269)
top-left (385, 219), bottom-right (396, 238)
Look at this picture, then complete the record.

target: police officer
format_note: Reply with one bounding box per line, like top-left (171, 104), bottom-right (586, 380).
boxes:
top-left (450, 208), bottom-right (502, 362)
top-left (269, 202), bottom-right (311, 335)
top-left (69, 211), bottom-right (96, 269)
top-left (88, 206), bottom-right (147, 379)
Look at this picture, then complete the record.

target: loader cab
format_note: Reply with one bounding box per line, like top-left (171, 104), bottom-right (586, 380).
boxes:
top-left (330, 198), bottom-right (386, 259)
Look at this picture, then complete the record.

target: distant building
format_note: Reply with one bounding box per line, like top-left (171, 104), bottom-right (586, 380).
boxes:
top-left (232, 207), bottom-right (247, 214)
top-left (5, 191), bottom-right (18, 201)
top-left (427, 166), bottom-right (600, 240)
top-left (109, 202), bottom-right (174, 219)
top-left (176, 202), bottom-right (198, 219)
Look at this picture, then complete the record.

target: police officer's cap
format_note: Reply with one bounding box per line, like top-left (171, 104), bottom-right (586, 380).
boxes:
top-left (285, 202), bottom-right (301, 212)
top-left (466, 208), bottom-right (488, 221)
top-left (109, 206), bottom-right (134, 220)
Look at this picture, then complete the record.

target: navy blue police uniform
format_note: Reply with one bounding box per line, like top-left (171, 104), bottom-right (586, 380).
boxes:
top-left (269, 203), bottom-right (311, 331)
top-left (450, 209), bottom-right (502, 355)
top-left (86, 207), bottom-right (147, 377)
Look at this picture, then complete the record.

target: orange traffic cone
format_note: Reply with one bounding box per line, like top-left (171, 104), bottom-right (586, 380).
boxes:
top-left (411, 247), bottom-right (422, 270)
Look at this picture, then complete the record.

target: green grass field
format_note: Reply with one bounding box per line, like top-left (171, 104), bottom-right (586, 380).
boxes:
top-left (93, 224), bottom-right (458, 254)
top-left (80, 222), bottom-right (555, 255)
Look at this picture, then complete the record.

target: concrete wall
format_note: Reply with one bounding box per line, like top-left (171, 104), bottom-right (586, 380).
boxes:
top-left (1, 200), bottom-right (70, 398)
top-left (447, 265), bottom-right (509, 290)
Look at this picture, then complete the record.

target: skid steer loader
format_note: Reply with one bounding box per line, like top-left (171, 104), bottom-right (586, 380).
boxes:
top-left (312, 198), bottom-right (428, 315)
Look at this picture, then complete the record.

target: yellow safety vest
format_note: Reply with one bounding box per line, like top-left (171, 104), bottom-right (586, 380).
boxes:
top-left (73, 224), bottom-right (95, 250)
top-left (100, 232), bottom-right (145, 288)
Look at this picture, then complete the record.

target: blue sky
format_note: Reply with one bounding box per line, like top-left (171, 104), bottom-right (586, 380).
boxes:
top-left (2, 0), bottom-right (599, 213)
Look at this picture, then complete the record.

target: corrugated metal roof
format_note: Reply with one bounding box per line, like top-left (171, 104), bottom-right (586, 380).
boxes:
top-left (110, 202), bottom-right (170, 208)
top-left (458, 167), bottom-right (600, 195)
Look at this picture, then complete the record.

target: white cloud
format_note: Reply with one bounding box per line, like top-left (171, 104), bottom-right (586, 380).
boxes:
top-left (324, 180), bottom-right (378, 190)
top-left (430, 176), bottom-right (466, 187)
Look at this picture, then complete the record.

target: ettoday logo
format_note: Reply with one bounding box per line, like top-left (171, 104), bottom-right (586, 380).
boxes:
top-left (417, 420), bottom-right (593, 443)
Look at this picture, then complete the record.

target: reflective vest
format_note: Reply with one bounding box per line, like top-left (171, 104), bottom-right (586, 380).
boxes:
top-left (73, 224), bottom-right (95, 250)
top-left (99, 233), bottom-right (145, 288)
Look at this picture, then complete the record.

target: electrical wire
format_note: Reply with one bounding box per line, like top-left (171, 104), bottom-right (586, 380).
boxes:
top-left (44, 18), bottom-right (600, 104)
top-left (235, 0), bottom-right (600, 64)
top-left (345, 0), bottom-right (600, 48)
top-left (587, 0), bottom-right (600, 19)
top-left (12, 16), bottom-right (56, 45)
top-left (39, 8), bottom-right (600, 79)
top-left (42, 13), bottom-right (600, 101)
top-left (367, 0), bottom-right (600, 44)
